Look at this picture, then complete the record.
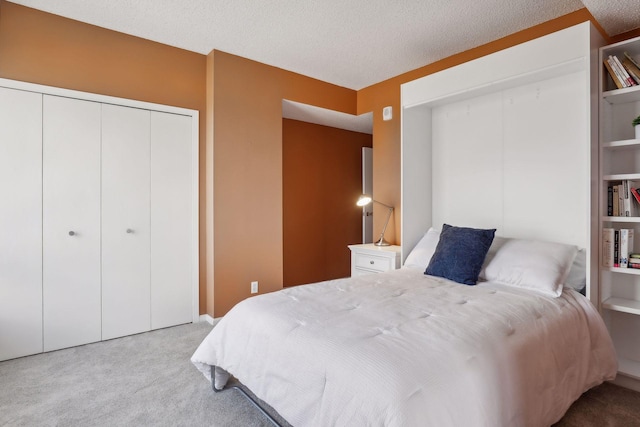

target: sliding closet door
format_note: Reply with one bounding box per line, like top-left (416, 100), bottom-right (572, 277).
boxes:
top-left (150, 112), bottom-right (193, 329)
top-left (0, 87), bottom-right (43, 361)
top-left (101, 104), bottom-right (151, 340)
top-left (43, 95), bottom-right (102, 352)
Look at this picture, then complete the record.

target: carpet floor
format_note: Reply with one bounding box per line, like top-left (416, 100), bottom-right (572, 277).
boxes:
top-left (1, 321), bottom-right (639, 426)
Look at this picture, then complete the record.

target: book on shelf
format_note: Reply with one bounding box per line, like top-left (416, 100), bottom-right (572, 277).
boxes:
top-left (603, 228), bottom-right (614, 267)
top-left (607, 181), bottom-right (640, 217)
top-left (611, 55), bottom-right (637, 87)
top-left (619, 229), bottom-right (635, 268)
top-left (624, 52), bottom-right (640, 71)
top-left (618, 183), bottom-right (624, 216)
top-left (632, 187), bottom-right (640, 206)
top-left (622, 56), bottom-right (640, 85)
top-left (604, 58), bottom-right (625, 89)
top-left (629, 257), bottom-right (640, 265)
top-left (612, 184), bottom-right (620, 216)
top-left (623, 181), bottom-right (634, 217)
top-left (615, 229), bottom-right (620, 267)
top-left (608, 185), bottom-right (613, 216)
top-left (606, 56), bottom-right (629, 88)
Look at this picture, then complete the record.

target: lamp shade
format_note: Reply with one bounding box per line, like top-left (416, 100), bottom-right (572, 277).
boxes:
top-left (357, 194), bottom-right (372, 207)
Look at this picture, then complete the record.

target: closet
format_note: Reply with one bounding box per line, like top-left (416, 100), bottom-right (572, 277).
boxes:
top-left (0, 80), bottom-right (199, 361)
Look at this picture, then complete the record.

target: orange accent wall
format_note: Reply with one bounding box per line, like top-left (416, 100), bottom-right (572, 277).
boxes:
top-left (282, 119), bottom-right (372, 287)
top-left (356, 9), bottom-right (609, 246)
top-left (0, 1), bottom-right (210, 313)
top-left (210, 51), bottom-right (357, 315)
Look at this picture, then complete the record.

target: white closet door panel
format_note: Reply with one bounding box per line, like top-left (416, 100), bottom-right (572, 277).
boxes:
top-left (43, 95), bottom-right (101, 352)
top-left (431, 92), bottom-right (503, 231)
top-left (502, 72), bottom-right (587, 247)
top-left (101, 104), bottom-right (151, 340)
top-left (0, 87), bottom-right (43, 360)
top-left (150, 112), bottom-right (193, 329)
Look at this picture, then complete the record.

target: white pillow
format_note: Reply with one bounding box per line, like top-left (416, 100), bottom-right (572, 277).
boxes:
top-left (483, 238), bottom-right (578, 297)
top-left (564, 249), bottom-right (586, 292)
top-left (403, 227), bottom-right (440, 270)
top-left (478, 235), bottom-right (508, 279)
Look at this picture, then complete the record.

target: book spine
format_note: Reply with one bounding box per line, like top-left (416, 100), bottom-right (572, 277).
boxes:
top-left (630, 229), bottom-right (635, 259)
top-left (630, 181), bottom-right (640, 217)
top-left (614, 229), bottom-right (620, 267)
top-left (618, 184), bottom-right (624, 216)
top-left (613, 55), bottom-right (636, 86)
top-left (603, 228), bottom-right (615, 267)
top-left (621, 229), bottom-right (629, 268)
top-left (613, 185), bottom-right (620, 216)
top-left (624, 180), bottom-right (631, 217)
top-left (622, 58), bottom-right (640, 85)
top-left (608, 185), bottom-right (613, 216)
top-left (624, 52), bottom-right (640, 72)
top-left (609, 56), bottom-right (629, 88)
top-left (604, 59), bottom-right (624, 89)
top-left (631, 187), bottom-right (640, 205)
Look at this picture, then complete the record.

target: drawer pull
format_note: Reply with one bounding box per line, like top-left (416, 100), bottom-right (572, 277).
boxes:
top-left (370, 260), bottom-right (374, 264)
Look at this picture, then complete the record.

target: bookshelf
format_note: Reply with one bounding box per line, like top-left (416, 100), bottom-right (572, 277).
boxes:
top-left (600, 34), bottom-right (640, 382)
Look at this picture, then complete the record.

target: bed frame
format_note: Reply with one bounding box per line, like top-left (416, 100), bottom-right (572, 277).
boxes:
top-left (211, 365), bottom-right (285, 426)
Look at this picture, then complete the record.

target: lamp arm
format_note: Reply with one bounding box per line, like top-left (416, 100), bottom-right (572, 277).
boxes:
top-left (372, 205), bottom-right (394, 246)
top-left (372, 199), bottom-right (393, 210)
top-left (379, 206), bottom-right (394, 238)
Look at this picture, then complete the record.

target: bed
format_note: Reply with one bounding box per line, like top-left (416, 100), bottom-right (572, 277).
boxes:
top-left (192, 23), bottom-right (614, 426)
top-left (192, 229), bottom-right (617, 426)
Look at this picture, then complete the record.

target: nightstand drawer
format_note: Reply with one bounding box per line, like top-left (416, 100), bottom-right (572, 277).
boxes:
top-left (354, 253), bottom-right (391, 272)
top-left (348, 243), bottom-right (401, 277)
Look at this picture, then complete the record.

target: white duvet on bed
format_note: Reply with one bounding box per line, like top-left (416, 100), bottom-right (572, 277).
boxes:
top-left (192, 268), bottom-right (616, 426)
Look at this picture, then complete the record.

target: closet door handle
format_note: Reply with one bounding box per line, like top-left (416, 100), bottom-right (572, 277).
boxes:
top-left (68, 231), bottom-right (76, 236)
top-left (126, 228), bottom-right (134, 234)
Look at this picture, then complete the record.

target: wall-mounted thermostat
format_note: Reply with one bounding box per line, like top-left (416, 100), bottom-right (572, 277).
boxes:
top-left (382, 106), bottom-right (393, 121)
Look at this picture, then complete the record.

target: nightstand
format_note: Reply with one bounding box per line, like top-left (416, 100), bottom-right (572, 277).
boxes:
top-left (348, 244), bottom-right (401, 277)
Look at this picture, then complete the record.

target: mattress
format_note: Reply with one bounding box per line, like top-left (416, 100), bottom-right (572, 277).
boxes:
top-left (192, 268), bottom-right (617, 426)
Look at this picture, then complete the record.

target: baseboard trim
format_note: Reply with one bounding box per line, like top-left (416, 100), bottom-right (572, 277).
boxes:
top-left (199, 314), bottom-right (215, 325)
top-left (610, 374), bottom-right (640, 392)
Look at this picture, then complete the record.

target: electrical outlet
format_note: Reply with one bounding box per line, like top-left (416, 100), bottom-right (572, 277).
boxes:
top-left (251, 281), bottom-right (258, 294)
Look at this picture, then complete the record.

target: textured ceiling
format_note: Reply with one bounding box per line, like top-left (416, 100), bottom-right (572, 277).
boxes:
top-left (580, 0), bottom-right (640, 36)
top-left (7, 1), bottom-right (637, 90)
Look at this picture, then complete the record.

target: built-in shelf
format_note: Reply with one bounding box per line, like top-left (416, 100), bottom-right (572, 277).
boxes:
top-left (602, 297), bottom-right (640, 315)
top-left (603, 173), bottom-right (640, 181)
top-left (600, 35), bottom-right (640, 390)
top-left (603, 266), bottom-right (640, 276)
top-left (619, 357), bottom-right (640, 380)
top-left (602, 139), bottom-right (640, 150)
top-left (602, 85), bottom-right (640, 104)
top-left (602, 216), bottom-right (640, 223)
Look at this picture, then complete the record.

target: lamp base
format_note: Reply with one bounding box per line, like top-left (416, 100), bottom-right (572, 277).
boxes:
top-left (374, 237), bottom-right (390, 246)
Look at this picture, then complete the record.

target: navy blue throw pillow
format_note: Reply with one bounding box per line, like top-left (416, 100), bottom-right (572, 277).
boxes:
top-left (425, 224), bottom-right (496, 285)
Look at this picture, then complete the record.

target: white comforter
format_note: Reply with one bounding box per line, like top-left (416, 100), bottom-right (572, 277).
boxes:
top-left (192, 268), bottom-right (617, 426)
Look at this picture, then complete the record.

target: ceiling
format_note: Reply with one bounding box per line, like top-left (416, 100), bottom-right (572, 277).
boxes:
top-left (7, 0), bottom-right (640, 91)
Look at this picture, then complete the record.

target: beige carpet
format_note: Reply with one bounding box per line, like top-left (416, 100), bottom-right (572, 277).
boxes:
top-left (2, 321), bottom-right (640, 426)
